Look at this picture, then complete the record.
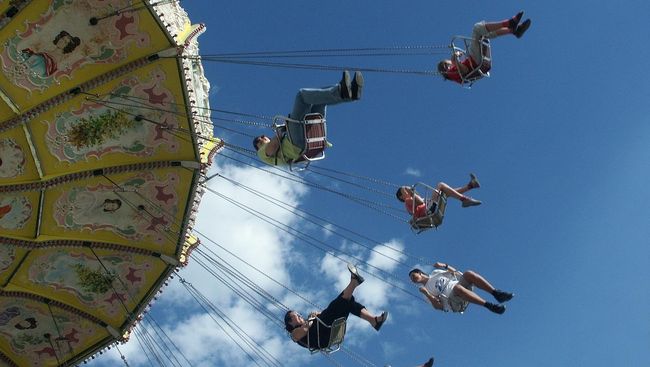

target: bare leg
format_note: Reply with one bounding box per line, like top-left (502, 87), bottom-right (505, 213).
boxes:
top-left (462, 270), bottom-right (496, 293)
top-left (359, 308), bottom-right (378, 327)
top-left (454, 184), bottom-right (472, 194)
top-left (341, 278), bottom-right (361, 300)
top-left (484, 23), bottom-right (512, 36)
top-left (452, 284), bottom-right (487, 305)
top-left (436, 182), bottom-right (467, 201)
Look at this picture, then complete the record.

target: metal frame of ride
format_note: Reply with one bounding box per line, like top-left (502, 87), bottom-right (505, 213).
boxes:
top-left (449, 35), bottom-right (492, 88)
top-left (409, 182), bottom-right (448, 234)
top-left (272, 113), bottom-right (328, 171)
top-left (305, 316), bottom-right (347, 355)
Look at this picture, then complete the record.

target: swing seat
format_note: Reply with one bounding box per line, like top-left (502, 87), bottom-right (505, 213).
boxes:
top-left (408, 183), bottom-right (448, 234)
top-left (449, 35), bottom-right (492, 88)
top-left (273, 113), bottom-right (328, 170)
top-left (307, 317), bottom-right (347, 354)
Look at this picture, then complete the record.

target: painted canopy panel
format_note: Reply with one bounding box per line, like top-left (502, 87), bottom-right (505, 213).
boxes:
top-left (7, 247), bottom-right (166, 327)
top-left (29, 60), bottom-right (195, 176)
top-left (0, 296), bottom-right (107, 367)
top-left (0, 0), bottom-right (172, 114)
top-left (38, 167), bottom-right (194, 255)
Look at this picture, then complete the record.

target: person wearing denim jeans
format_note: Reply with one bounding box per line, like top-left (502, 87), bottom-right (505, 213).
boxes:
top-left (253, 70), bottom-right (363, 166)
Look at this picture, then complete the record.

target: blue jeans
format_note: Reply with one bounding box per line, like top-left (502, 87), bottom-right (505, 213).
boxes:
top-left (287, 85), bottom-right (347, 149)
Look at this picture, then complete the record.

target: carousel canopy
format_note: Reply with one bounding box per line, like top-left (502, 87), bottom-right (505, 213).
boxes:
top-left (0, 1), bottom-right (217, 366)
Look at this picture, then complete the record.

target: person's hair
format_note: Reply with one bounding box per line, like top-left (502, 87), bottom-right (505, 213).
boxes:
top-left (437, 60), bottom-right (450, 80)
top-left (284, 310), bottom-right (296, 332)
top-left (103, 199), bottom-right (122, 212)
top-left (408, 268), bottom-right (425, 281)
top-left (253, 136), bottom-right (265, 151)
top-left (54, 31), bottom-right (81, 54)
top-left (395, 187), bottom-right (405, 202)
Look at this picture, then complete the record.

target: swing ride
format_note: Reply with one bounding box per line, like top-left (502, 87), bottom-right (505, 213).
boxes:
top-left (0, 1), bottom-right (528, 365)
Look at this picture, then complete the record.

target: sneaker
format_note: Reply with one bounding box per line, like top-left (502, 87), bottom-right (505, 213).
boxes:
top-left (351, 71), bottom-right (364, 100)
top-left (508, 11), bottom-right (524, 30)
top-left (468, 173), bottom-right (481, 189)
top-left (514, 19), bottom-right (531, 38)
top-left (374, 311), bottom-right (388, 331)
top-left (339, 70), bottom-right (352, 99)
top-left (493, 289), bottom-right (514, 303)
top-left (347, 263), bottom-right (365, 284)
top-left (484, 302), bottom-right (506, 314)
top-left (461, 197), bottom-right (482, 207)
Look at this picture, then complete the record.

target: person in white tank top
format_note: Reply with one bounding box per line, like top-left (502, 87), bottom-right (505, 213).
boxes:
top-left (409, 262), bottom-right (514, 314)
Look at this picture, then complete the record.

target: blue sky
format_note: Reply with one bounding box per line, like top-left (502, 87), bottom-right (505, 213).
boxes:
top-left (93, 1), bottom-right (650, 366)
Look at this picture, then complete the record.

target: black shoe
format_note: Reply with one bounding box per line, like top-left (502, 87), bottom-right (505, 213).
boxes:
top-left (374, 311), bottom-right (388, 331)
top-left (492, 289), bottom-right (514, 303)
top-left (514, 19), bottom-right (531, 38)
top-left (339, 70), bottom-right (352, 99)
top-left (509, 11), bottom-right (524, 30)
top-left (351, 71), bottom-right (364, 100)
top-left (468, 173), bottom-right (481, 189)
top-left (347, 263), bottom-right (365, 284)
top-left (461, 197), bottom-right (482, 208)
top-left (484, 302), bottom-right (506, 314)
top-left (423, 357), bottom-right (435, 367)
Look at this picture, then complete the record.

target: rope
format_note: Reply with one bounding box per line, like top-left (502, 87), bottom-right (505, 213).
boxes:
top-left (212, 173), bottom-right (420, 268)
top-left (116, 345), bottom-right (131, 367)
top-left (306, 165), bottom-right (402, 188)
top-left (195, 57), bottom-right (440, 77)
top-left (203, 185), bottom-right (424, 302)
top-left (177, 276), bottom-right (279, 367)
top-left (200, 45), bottom-right (450, 58)
top-left (145, 315), bottom-right (193, 367)
top-left (193, 229), bottom-right (321, 310)
top-left (218, 148), bottom-right (408, 221)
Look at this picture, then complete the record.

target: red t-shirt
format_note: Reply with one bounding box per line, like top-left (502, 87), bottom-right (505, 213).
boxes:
top-left (446, 57), bottom-right (489, 84)
top-left (404, 197), bottom-right (427, 218)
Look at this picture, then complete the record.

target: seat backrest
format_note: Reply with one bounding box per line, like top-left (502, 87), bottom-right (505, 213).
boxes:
top-left (408, 183), bottom-right (448, 233)
top-left (308, 317), bottom-right (347, 354)
top-left (449, 35), bottom-right (492, 88)
top-left (302, 113), bottom-right (327, 160)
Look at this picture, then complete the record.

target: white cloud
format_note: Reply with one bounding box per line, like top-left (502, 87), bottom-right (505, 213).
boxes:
top-left (89, 162), bottom-right (413, 367)
top-left (404, 167), bottom-right (421, 177)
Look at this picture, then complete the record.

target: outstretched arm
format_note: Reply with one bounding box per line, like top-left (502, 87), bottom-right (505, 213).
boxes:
top-left (419, 287), bottom-right (443, 310)
top-left (434, 262), bottom-right (457, 273)
top-left (451, 51), bottom-right (470, 77)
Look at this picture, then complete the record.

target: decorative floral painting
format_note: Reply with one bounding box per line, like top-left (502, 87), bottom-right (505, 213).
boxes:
top-left (27, 250), bottom-right (152, 317)
top-left (44, 68), bottom-right (183, 163)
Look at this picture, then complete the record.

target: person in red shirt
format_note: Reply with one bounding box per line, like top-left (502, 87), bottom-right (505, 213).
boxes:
top-left (396, 174), bottom-right (481, 219)
top-left (438, 11), bottom-right (531, 84)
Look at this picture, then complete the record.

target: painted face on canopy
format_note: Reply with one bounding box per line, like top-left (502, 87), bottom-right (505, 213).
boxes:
top-left (54, 35), bottom-right (73, 50)
top-left (102, 200), bottom-right (121, 212)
